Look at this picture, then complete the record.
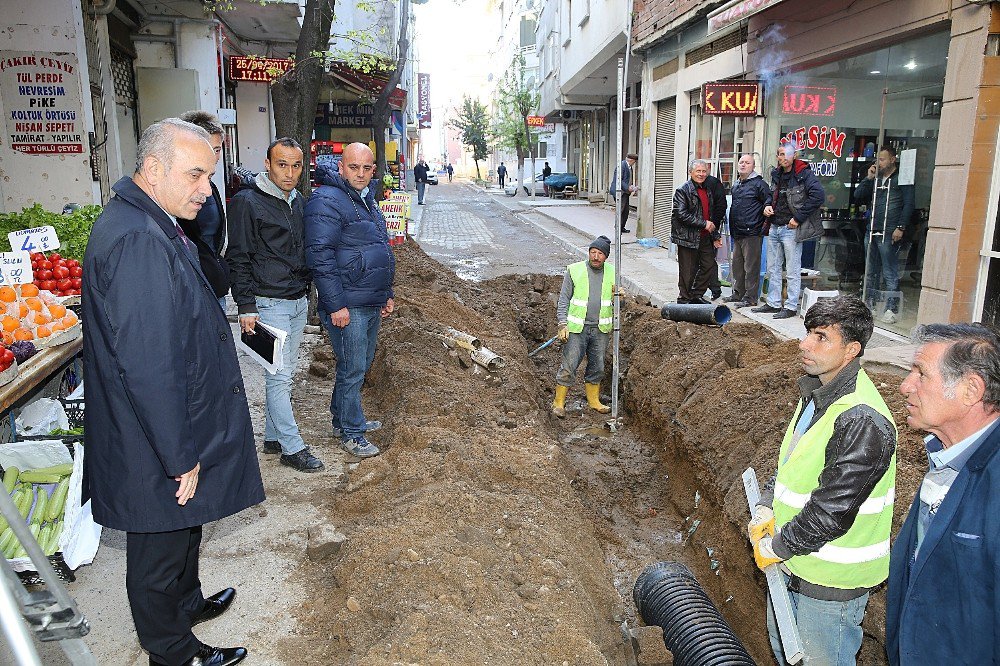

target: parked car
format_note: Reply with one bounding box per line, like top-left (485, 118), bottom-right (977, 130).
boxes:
top-left (520, 172), bottom-right (579, 196)
top-left (426, 171), bottom-right (439, 185)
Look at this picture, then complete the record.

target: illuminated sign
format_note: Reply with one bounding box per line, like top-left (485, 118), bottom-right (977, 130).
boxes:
top-left (779, 126), bottom-right (847, 158)
top-left (708, 0), bottom-right (788, 33)
top-left (702, 81), bottom-right (761, 116)
top-left (526, 115), bottom-right (546, 126)
top-left (782, 85), bottom-right (837, 117)
top-left (229, 57), bottom-right (292, 82)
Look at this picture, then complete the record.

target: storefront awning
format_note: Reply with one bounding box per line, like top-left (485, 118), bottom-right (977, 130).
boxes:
top-left (707, 0), bottom-right (789, 34)
top-left (327, 62), bottom-right (407, 111)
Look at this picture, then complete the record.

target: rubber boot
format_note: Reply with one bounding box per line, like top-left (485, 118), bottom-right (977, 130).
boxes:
top-left (585, 383), bottom-right (611, 414)
top-left (552, 385), bottom-right (568, 418)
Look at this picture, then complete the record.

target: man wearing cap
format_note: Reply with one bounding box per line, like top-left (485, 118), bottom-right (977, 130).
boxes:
top-left (610, 153), bottom-right (638, 233)
top-left (552, 236), bottom-right (615, 418)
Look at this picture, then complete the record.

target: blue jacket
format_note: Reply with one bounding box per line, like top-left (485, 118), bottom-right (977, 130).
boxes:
top-left (729, 172), bottom-right (772, 237)
top-left (885, 420), bottom-right (1000, 665)
top-left (304, 162), bottom-right (396, 314)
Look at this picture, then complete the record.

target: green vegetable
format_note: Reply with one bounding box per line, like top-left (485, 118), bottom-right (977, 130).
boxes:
top-left (0, 203), bottom-right (100, 261)
top-left (47, 478), bottom-right (69, 522)
top-left (50, 428), bottom-right (84, 436)
top-left (2, 467), bottom-right (19, 493)
top-left (0, 527), bottom-right (14, 555)
top-left (47, 521), bottom-right (62, 555)
top-left (30, 487), bottom-right (47, 526)
top-left (18, 470), bottom-right (70, 484)
top-left (37, 523), bottom-right (53, 555)
top-left (14, 487), bottom-right (31, 519)
top-left (22, 463), bottom-right (73, 478)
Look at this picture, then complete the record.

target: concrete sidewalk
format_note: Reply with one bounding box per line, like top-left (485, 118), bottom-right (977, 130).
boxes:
top-left (487, 188), bottom-right (916, 370)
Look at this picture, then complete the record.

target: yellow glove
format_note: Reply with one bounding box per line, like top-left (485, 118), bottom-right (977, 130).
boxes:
top-left (747, 505), bottom-right (775, 545)
top-left (753, 536), bottom-right (783, 571)
top-left (557, 326), bottom-right (569, 342)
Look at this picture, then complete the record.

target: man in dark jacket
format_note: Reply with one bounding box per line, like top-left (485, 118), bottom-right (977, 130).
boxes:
top-left (887, 323), bottom-right (1000, 665)
top-left (671, 159), bottom-right (722, 304)
top-left (304, 142), bottom-right (396, 459)
top-left (749, 295), bottom-right (896, 665)
top-left (414, 157), bottom-right (429, 204)
top-left (227, 137), bottom-right (323, 473)
top-left (178, 110), bottom-right (230, 309)
top-left (83, 118), bottom-right (263, 666)
top-left (610, 153), bottom-right (637, 233)
top-left (497, 161), bottom-right (508, 188)
top-left (753, 144), bottom-right (825, 319)
top-left (853, 146), bottom-right (914, 324)
top-left (725, 154), bottom-right (771, 307)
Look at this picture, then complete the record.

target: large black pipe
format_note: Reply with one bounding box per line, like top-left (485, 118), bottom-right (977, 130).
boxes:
top-left (660, 303), bottom-right (732, 326)
top-left (633, 561), bottom-right (755, 666)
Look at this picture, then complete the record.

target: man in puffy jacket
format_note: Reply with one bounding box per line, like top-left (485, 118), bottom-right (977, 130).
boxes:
top-left (671, 159), bottom-right (723, 304)
top-left (227, 137), bottom-right (323, 473)
top-left (725, 154), bottom-right (771, 308)
top-left (305, 142), bottom-right (396, 459)
top-left (753, 144), bottom-right (825, 319)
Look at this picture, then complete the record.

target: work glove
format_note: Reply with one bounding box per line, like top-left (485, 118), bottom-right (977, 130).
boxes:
top-left (747, 505), bottom-right (775, 545)
top-left (557, 326), bottom-right (569, 342)
top-left (753, 536), bottom-right (783, 571)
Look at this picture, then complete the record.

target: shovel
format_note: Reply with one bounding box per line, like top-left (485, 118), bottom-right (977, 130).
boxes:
top-left (528, 335), bottom-right (559, 357)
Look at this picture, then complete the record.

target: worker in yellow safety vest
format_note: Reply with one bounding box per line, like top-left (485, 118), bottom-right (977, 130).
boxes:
top-left (748, 294), bottom-right (896, 665)
top-left (552, 235), bottom-right (615, 418)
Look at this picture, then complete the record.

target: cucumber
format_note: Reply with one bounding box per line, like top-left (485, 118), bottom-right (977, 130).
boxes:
top-left (46, 478), bottom-right (70, 522)
top-left (30, 487), bottom-right (47, 526)
top-left (2, 467), bottom-right (19, 493)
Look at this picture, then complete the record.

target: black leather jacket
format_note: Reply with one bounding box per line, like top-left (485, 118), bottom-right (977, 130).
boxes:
top-left (671, 179), bottom-right (723, 249)
top-left (765, 360), bottom-right (896, 590)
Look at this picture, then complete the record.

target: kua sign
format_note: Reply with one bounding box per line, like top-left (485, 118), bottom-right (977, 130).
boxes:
top-left (702, 82), bottom-right (761, 116)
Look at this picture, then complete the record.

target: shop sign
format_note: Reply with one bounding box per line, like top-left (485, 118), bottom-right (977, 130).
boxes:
top-left (417, 73), bottom-right (431, 129)
top-left (779, 125), bottom-right (847, 159)
top-left (0, 51), bottom-right (84, 155)
top-left (380, 196), bottom-right (408, 237)
top-left (782, 85), bottom-right (837, 117)
top-left (526, 115), bottom-right (546, 126)
top-left (530, 122), bottom-right (556, 133)
top-left (708, 0), bottom-right (787, 33)
top-left (229, 56), bottom-right (292, 82)
top-left (702, 81), bottom-right (761, 116)
top-left (0, 252), bottom-right (32, 285)
top-left (320, 102), bottom-right (374, 128)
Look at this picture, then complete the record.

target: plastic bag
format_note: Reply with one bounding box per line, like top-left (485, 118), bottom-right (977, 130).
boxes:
top-left (15, 398), bottom-right (69, 437)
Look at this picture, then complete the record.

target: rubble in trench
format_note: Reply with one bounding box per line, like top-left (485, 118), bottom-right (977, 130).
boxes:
top-left (281, 241), bottom-right (927, 665)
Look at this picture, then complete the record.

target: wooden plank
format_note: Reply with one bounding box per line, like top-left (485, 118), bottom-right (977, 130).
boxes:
top-left (0, 338), bottom-right (82, 413)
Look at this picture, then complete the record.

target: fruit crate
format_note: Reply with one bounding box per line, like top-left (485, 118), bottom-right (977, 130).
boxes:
top-left (16, 553), bottom-right (75, 585)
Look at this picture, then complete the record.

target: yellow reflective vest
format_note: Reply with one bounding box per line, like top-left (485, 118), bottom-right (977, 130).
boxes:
top-left (566, 261), bottom-right (614, 333)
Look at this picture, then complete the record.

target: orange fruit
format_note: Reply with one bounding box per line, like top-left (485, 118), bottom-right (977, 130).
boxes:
top-left (13, 328), bottom-right (33, 341)
top-left (17, 302), bottom-right (28, 318)
top-left (61, 314), bottom-right (78, 328)
top-left (48, 304), bottom-right (67, 319)
top-left (19, 284), bottom-right (38, 297)
top-left (1, 316), bottom-right (18, 332)
top-left (1, 332), bottom-right (12, 346)
top-left (49, 321), bottom-right (64, 332)
top-left (0, 286), bottom-right (16, 303)
top-left (24, 297), bottom-right (41, 312)
top-left (35, 326), bottom-right (51, 338)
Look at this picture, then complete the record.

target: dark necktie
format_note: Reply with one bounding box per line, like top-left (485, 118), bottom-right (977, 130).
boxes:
top-left (173, 222), bottom-right (191, 250)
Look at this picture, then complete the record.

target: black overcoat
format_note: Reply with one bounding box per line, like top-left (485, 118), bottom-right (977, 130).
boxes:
top-left (82, 177), bottom-right (265, 533)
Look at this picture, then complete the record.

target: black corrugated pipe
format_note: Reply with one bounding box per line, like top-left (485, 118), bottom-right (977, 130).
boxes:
top-left (660, 303), bottom-right (732, 326)
top-left (633, 561), bottom-right (755, 666)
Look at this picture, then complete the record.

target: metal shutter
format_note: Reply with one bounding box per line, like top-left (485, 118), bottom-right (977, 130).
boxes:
top-left (652, 98), bottom-right (676, 244)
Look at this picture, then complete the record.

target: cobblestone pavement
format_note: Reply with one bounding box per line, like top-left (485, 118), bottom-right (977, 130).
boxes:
top-left (408, 181), bottom-right (577, 280)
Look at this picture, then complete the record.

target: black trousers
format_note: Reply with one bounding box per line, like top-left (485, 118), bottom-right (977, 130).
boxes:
top-left (127, 526), bottom-right (206, 665)
top-left (731, 235), bottom-right (764, 303)
top-left (498, 175), bottom-right (506, 188)
top-left (677, 234), bottom-right (717, 302)
top-left (619, 192), bottom-right (631, 231)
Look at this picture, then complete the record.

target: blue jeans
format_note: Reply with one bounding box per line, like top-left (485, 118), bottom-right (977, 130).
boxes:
top-left (865, 237), bottom-right (902, 311)
top-left (255, 296), bottom-right (308, 455)
top-left (765, 225), bottom-right (803, 311)
top-left (320, 306), bottom-right (382, 440)
top-left (556, 325), bottom-right (609, 386)
top-left (416, 182), bottom-right (426, 203)
top-left (766, 573), bottom-right (869, 666)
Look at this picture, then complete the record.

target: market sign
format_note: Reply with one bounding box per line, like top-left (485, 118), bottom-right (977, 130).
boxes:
top-left (782, 85), bottom-right (837, 117)
top-left (702, 81), bottom-right (761, 116)
top-left (708, 0), bottom-right (788, 33)
top-left (779, 125), bottom-right (847, 159)
top-left (0, 51), bottom-right (84, 155)
top-left (315, 102), bottom-right (374, 128)
top-left (417, 73), bottom-right (431, 129)
top-left (229, 56), bottom-right (292, 82)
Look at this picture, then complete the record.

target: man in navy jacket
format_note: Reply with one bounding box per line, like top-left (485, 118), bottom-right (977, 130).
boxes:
top-left (886, 322), bottom-right (1000, 664)
top-left (304, 143), bottom-right (396, 459)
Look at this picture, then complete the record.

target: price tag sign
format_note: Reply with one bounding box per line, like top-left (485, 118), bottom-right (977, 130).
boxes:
top-left (0, 252), bottom-right (33, 285)
top-left (8, 226), bottom-right (60, 254)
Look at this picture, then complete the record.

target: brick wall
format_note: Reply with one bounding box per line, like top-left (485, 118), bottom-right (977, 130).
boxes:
top-left (633, 0), bottom-right (707, 49)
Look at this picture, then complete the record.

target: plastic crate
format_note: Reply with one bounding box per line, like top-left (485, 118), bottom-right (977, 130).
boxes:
top-left (16, 553), bottom-right (75, 585)
top-left (14, 397), bottom-right (84, 449)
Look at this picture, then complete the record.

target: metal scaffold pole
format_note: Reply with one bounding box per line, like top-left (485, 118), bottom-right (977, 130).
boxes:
top-left (610, 55), bottom-right (625, 428)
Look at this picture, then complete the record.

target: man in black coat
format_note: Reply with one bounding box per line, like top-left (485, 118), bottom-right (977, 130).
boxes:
top-left (83, 118), bottom-right (264, 666)
top-left (725, 154), bottom-right (772, 307)
top-left (497, 161), bottom-right (508, 188)
top-left (414, 157), bottom-right (429, 204)
top-left (671, 159), bottom-right (723, 304)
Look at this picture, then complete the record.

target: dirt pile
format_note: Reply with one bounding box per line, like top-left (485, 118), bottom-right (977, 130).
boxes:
top-left (282, 240), bottom-right (925, 665)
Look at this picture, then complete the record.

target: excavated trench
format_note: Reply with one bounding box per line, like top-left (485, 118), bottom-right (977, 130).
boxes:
top-left (283, 242), bottom-right (925, 665)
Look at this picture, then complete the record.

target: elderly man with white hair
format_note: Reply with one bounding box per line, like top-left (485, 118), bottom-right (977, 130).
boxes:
top-left (670, 159), bottom-right (724, 304)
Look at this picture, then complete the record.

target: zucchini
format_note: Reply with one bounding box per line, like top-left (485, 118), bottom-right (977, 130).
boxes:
top-left (2, 467), bottom-right (19, 493)
top-left (23, 463), bottom-right (73, 478)
top-left (46, 478), bottom-right (70, 522)
top-left (0, 527), bottom-right (13, 554)
top-left (14, 487), bottom-right (31, 520)
top-left (48, 521), bottom-right (62, 555)
top-left (18, 471), bottom-right (66, 485)
top-left (30, 487), bottom-right (47, 526)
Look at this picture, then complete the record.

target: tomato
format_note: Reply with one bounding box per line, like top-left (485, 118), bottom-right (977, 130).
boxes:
top-left (69, 266), bottom-right (83, 278)
top-left (64, 259), bottom-right (79, 268)
top-left (31, 261), bottom-right (39, 270)
top-left (68, 288), bottom-right (81, 296)
top-left (48, 253), bottom-right (61, 262)
top-left (53, 266), bottom-right (69, 280)
top-left (40, 280), bottom-right (56, 291)
top-left (39, 261), bottom-right (52, 270)
top-left (30, 253), bottom-right (45, 262)
top-left (50, 290), bottom-right (62, 297)
top-left (36, 269), bottom-right (52, 281)
top-left (1, 349), bottom-right (13, 364)
top-left (70, 278), bottom-right (82, 289)
top-left (32, 280), bottom-right (42, 288)
top-left (56, 278), bottom-right (72, 291)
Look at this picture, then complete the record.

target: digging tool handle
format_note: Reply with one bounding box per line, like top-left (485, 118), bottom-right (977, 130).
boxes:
top-left (528, 335), bottom-right (559, 357)
top-left (742, 467), bottom-right (805, 664)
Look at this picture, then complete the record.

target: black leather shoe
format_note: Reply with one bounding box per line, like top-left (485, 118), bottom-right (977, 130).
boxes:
top-left (773, 308), bottom-right (796, 319)
top-left (150, 643), bottom-right (248, 666)
top-left (192, 587), bottom-right (236, 626)
top-left (262, 440), bottom-right (281, 454)
top-left (751, 304), bottom-right (780, 313)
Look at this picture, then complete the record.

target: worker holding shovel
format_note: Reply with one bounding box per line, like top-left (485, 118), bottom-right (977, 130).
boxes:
top-left (748, 295), bottom-right (897, 665)
top-left (551, 235), bottom-right (615, 418)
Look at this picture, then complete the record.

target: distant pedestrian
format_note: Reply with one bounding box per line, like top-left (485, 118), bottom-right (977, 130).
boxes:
top-left (446, 163), bottom-right (454, 182)
top-left (497, 162), bottom-right (508, 188)
top-left (414, 157), bottom-right (429, 205)
top-left (542, 161), bottom-right (552, 196)
top-left (725, 154), bottom-right (771, 307)
top-left (671, 159), bottom-right (723, 304)
top-left (552, 235), bottom-right (615, 418)
top-left (610, 153), bottom-right (638, 233)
